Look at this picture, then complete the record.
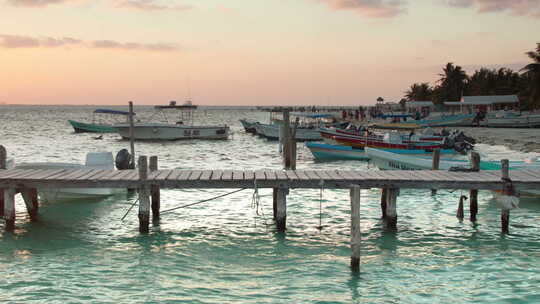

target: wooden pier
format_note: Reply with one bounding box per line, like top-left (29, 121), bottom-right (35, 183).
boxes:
top-left (2, 146), bottom-right (540, 271)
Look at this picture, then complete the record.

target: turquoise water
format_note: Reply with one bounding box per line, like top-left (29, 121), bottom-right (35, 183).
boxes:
top-left (1, 106), bottom-right (540, 303)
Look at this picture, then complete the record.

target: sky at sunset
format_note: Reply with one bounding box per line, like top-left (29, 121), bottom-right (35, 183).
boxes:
top-left (0, 0), bottom-right (539, 106)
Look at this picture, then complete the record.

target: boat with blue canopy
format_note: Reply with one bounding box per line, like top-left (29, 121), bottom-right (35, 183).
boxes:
top-left (68, 108), bottom-right (134, 133)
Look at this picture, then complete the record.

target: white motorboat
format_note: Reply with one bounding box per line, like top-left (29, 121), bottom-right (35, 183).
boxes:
top-left (14, 152), bottom-right (126, 202)
top-left (114, 101), bottom-right (229, 140)
top-left (484, 111), bottom-right (540, 128)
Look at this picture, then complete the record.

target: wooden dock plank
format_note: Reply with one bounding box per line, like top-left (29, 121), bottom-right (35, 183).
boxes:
top-left (188, 171), bottom-right (203, 181)
top-left (177, 170), bottom-right (193, 181)
top-left (264, 170), bottom-right (277, 180)
top-left (199, 170), bottom-right (213, 181)
top-left (232, 171), bottom-right (245, 181)
top-left (8, 169), bottom-right (46, 179)
top-left (110, 170), bottom-right (135, 181)
top-left (166, 170), bottom-right (184, 181)
top-left (210, 170), bottom-right (223, 181)
top-left (221, 170), bottom-right (233, 181)
top-left (156, 169), bottom-right (174, 180)
top-left (275, 170), bottom-right (288, 181)
top-left (254, 170), bottom-right (266, 180)
top-left (244, 170), bottom-right (255, 180)
top-left (284, 170), bottom-right (299, 181)
top-left (294, 170), bottom-right (310, 180)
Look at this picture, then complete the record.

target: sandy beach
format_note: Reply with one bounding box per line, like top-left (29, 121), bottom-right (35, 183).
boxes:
top-left (457, 127), bottom-right (540, 153)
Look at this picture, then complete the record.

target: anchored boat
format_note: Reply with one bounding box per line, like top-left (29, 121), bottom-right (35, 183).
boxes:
top-left (114, 101), bottom-right (230, 140)
top-left (68, 109), bottom-right (133, 133)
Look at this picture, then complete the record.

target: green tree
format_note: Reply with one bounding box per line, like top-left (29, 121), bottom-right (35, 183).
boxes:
top-left (404, 83), bottom-right (432, 101)
top-left (437, 63), bottom-right (468, 103)
top-left (521, 43), bottom-right (540, 109)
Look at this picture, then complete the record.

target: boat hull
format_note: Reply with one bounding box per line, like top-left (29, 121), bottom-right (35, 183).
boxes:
top-left (14, 162), bottom-right (125, 202)
top-left (68, 120), bottom-right (116, 133)
top-left (256, 123), bottom-right (321, 141)
top-left (307, 143), bottom-right (455, 161)
top-left (239, 119), bottom-right (257, 134)
top-left (114, 123), bottom-right (230, 140)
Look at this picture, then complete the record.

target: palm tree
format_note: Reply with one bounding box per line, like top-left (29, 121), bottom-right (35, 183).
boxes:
top-left (438, 63), bottom-right (468, 102)
top-left (521, 43), bottom-right (540, 109)
top-left (404, 83), bottom-right (432, 101)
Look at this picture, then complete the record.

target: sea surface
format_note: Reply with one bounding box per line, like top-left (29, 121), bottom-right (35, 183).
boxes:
top-left (1, 105), bottom-right (540, 303)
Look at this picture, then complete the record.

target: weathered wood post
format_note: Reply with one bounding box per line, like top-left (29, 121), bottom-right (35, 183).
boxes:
top-left (20, 188), bottom-right (39, 221)
top-left (385, 188), bottom-right (398, 229)
top-left (149, 156), bottom-right (160, 222)
top-left (138, 156), bottom-right (150, 233)
top-left (272, 188), bottom-right (277, 220)
top-left (380, 188), bottom-right (388, 219)
top-left (456, 195), bottom-right (466, 220)
top-left (4, 188), bottom-right (16, 232)
top-left (501, 159), bottom-right (510, 234)
top-left (128, 101), bottom-right (136, 168)
top-left (282, 109), bottom-right (292, 169)
top-left (431, 149), bottom-right (440, 195)
top-left (0, 145), bottom-right (6, 217)
top-left (350, 185), bottom-right (361, 272)
top-left (469, 152), bottom-right (480, 222)
top-left (275, 185), bottom-right (289, 231)
top-left (289, 117), bottom-right (299, 171)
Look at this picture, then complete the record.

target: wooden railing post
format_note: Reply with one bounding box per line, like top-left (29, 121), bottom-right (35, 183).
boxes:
top-left (350, 185), bottom-right (361, 272)
top-left (282, 109), bottom-right (291, 169)
top-left (469, 152), bottom-right (480, 222)
top-left (275, 185), bottom-right (288, 231)
top-left (138, 156), bottom-right (150, 233)
top-left (501, 159), bottom-right (510, 234)
top-left (128, 101), bottom-right (136, 168)
top-left (0, 145), bottom-right (5, 217)
top-left (431, 149), bottom-right (440, 195)
top-left (385, 188), bottom-right (398, 229)
top-left (149, 156), bottom-right (160, 222)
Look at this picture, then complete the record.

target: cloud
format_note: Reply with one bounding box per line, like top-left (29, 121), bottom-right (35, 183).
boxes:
top-left (0, 34), bottom-right (81, 48)
top-left (92, 40), bottom-right (180, 51)
top-left (445, 0), bottom-right (540, 18)
top-left (115, 0), bottom-right (192, 11)
top-left (0, 34), bottom-right (181, 51)
top-left (6, 0), bottom-right (68, 7)
top-left (313, 0), bottom-right (406, 18)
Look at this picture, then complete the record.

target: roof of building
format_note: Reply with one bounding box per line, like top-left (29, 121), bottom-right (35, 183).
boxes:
top-left (406, 101), bottom-right (433, 108)
top-left (444, 95), bottom-right (519, 106)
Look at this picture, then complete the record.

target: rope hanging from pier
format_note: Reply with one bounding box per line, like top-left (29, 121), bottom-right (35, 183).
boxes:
top-left (121, 198), bottom-right (139, 221)
top-left (160, 188), bottom-right (247, 214)
top-left (317, 179), bottom-right (324, 230)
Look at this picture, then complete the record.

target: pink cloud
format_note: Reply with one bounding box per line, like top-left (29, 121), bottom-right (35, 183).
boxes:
top-left (115, 0), bottom-right (192, 11)
top-left (6, 0), bottom-right (68, 7)
top-left (0, 34), bottom-right (181, 51)
top-left (314, 0), bottom-right (406, 18)
top-left (0, 34), bottom-right (81, 48)
top-left (445, 0), bottom-right (540, 18)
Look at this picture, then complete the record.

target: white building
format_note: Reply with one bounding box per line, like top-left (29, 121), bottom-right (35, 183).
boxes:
top-left (444, 95), bottom-right (519, 113)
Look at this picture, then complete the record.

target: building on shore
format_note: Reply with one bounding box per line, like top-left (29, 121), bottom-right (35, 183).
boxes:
top-left (444, 95), bottom-right (519, 113)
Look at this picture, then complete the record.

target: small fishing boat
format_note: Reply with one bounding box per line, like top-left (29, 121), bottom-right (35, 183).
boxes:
top-left (114, 101), bottom-right (229, 140)
top-left (483, 111), bottom-right (540, 128)
top-left (373, 113), bottom-right (475, 129)
top-left (68, 109), bottom-right (133, 133)
top-left (306, 142), bottom-right (456, 161)
top-left (14, 152), bottom-right (127, 202)
top-left (239, 119), bottom-right (257, 134)
top-left (365, 147), bottom-right (540, 171)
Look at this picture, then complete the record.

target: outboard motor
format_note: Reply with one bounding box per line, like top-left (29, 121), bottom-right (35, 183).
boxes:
top-left (115, 149), bottom-right (133, 170)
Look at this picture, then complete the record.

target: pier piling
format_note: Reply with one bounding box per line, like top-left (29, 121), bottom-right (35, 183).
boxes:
top-left (138, 156), bottom-right (150, 233)
top-left (21, 188), bottom-right (39, 221)
top-left (457, 195), bottom-right (466, 220)
top-left (275, 186), bottom-right (288, 231)
top-left (431, 149), bottom-right (440, 195)
top-left (0, 145), bottom-right (5, 217)
top-left (350, 185), bottom-right (361, 272)
top-left (149, 156), bottom-right (160, 222)
top-left (385, 188), bottom-right (398, 229)
top-left (469, 152), bottom-right (480, 222)
top-left (380, 188), bottom-right (388, 219)
top-left (501, 159), bottom-right (510, 234)
top-left (272, 188), bottom-right (277, 220)
top-left (4, 188), bottom-right (16, 232)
